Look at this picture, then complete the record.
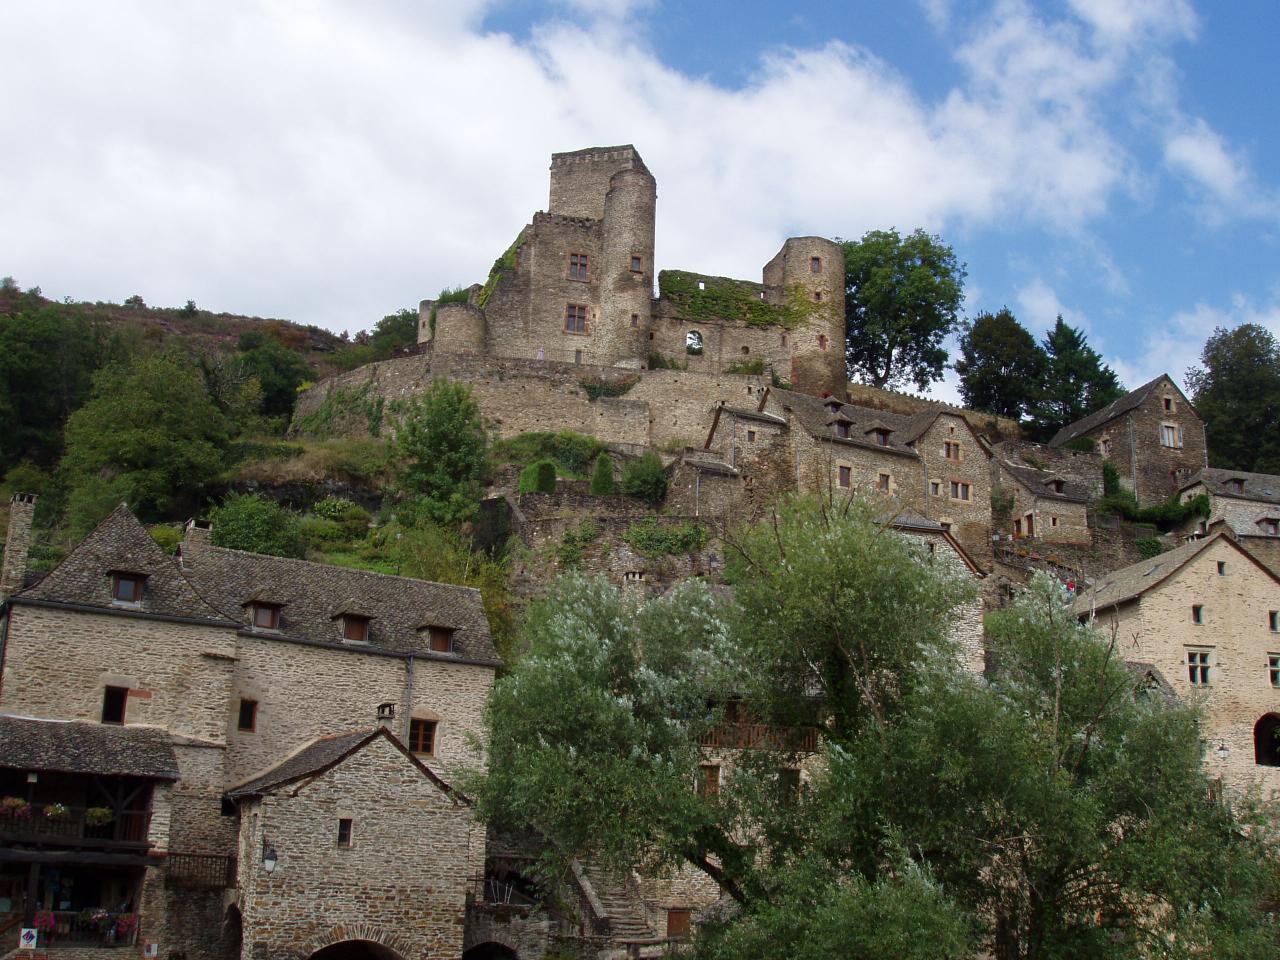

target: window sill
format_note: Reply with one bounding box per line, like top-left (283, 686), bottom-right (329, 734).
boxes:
top-left (563, 329), bottom-right (590, 337)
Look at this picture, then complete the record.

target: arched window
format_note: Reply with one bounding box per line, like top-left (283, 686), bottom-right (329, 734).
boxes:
top-left (686, 330), bottom-right (704, 355)
top-left (1254, 714), bottom-right (1280, 766)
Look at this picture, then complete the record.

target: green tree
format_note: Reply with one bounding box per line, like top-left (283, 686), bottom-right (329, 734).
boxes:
top-left (209, 493), bottom-right (304, 557)
top-left (472, 498), bottom-right (1277, 960)
top-left (518, 459), bottom-right (557, 494)
top-left (392, 379), bottom-right (488, 525)
top-left (589, 454), bottom-right (616, 495)
top-left (953, 308), bottom-right (1046, 420)
top-left (61, 353), bottom-right (231, 521)
top-left (0, 301), bottom-right (105, 470)
top-left (620, 451), bottom-right (667, 504)
top-left (367, 308), bottom-right (420, 357)
top-left (233, 331), bottom-right (312, 419)
top-left (842, 228), bottom-right (966, 391)
top-left (1029, 316), bottom-right (1124, 440)
top-left (1186, 324), bottom-right (1280, 474)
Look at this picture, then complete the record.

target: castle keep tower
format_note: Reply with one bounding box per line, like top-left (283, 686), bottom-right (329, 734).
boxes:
top-left (763, 237), bottom-right (846, 396)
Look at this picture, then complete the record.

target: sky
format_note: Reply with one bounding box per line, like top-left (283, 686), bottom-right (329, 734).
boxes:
top-left (2, 0), bottom-right (1278, 405)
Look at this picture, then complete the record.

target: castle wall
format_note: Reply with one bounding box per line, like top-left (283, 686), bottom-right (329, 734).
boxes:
top-left (549, 145), bottom-right (648, 219)
top-left (762, 237), bottom-right (845, 396)
top-left (648, 298), bottom-right (799, 378)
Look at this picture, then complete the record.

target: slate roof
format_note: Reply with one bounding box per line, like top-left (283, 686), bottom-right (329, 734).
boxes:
top-left (15, 505), bottom-right (233, 625)
top-left (226, 727), bottom-right (453, 799)
top-left (1071, 533), bottom-right (1228, 615)
top-left (1049, 375), bottom-right (1189, 447)
top-left (1125, 662), bottom-right (1180, 707)
top-left (1181, 468), bottom-right (1280, 506)
top-left (0, 715), bottom-right (179, 780)
top-left (180, 539), bottom-right (500, 664)
top-left (721, 406), bottom-right (787, 426)
top-left (998, 460), bottom-right (1092, 504)
top-left (771, 390), bottom-right (920, 458)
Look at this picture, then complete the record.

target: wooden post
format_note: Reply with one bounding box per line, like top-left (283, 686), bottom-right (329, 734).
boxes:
top-left (23, 861), bottom-right (39, 926)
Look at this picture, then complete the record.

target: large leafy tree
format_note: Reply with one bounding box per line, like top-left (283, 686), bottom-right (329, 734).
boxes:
top-left (0, 298), bottom-right (106, 471)
top-left (842, 228), bottom-right (966, 391)
top-left (61, 353), bottom-right (231, 524)
top-left (1186, 324), bottom-right (1280, 474)
top-left (1030, 316), bottom-right (1124, 440)
top-left (392, 378), bottom-right (488, 525)
top-left (473, 497), bottom-right (1277, 960)
top-left (367, 307), bottom-right (419, 356)
top-left (232, 330), bottom-right (313, 419)
top-left (954, 307), bottom-right (1046, 420)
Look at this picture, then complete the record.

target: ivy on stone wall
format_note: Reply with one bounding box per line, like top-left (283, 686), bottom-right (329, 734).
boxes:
top-left (658, 271), bottom-right (814, 329)
top-left (295, 382), bottom-right (385, 439)
top-left (726, 358), bottom-right (765, 375)
top-left (476, 228), bottom-right (528, 310)
top-left (580, 376), bottom-right (638, 400)
top-left (622, 518), bottom-right (707, 556)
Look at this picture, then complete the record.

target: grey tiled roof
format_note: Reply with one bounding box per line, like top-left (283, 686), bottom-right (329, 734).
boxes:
top-left (1071, 534), bottom-right (1221, 614)
top-left (1049, 375), bottom-right (1186, 446)
top-left (1182, 468), bottom-right (1280, 506)
top-left (772, 390), bottom-right (920, 458)
top-left (226, 727), bottom-right (453, 799)
top-left (180, 540), bottom-right (500, 664)
top-left (999, 461), bottom-right (1092, 504)
top-left (16, 505), bottom-right (233, 624)
top-left (0, 715), bottom-right (179, 780)
top-left (721, 407), bottom-right (787, 426)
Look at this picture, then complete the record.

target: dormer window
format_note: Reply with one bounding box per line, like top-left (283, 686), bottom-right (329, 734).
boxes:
top-left (1227, 478), bottom-right (1245, 494)
top-left (111, 572), bottom-right (145, 605)
top-left (1048, 480), bottom-right (1065, 494)
top-left (1260, 518), bottom-right (1279, 536)
top-left (427, 627), bottom-right (454, 653)
top-left (868, 429), bottom-right (890, 446)
top-left (342, 615), bottom-right (371, 643)
top-left (836, 422), bottom-right (850, 439)
top-left (251, 603), bottom-right (281, 631)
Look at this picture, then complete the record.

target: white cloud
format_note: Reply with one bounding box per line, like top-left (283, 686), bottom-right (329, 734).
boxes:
top-left (1163, 118), bottom-right (1275, 222)
top-left (0, 0), bottom-right (1256, 335)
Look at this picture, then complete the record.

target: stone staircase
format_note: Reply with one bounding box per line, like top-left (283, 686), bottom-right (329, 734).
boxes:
top-left (576, 861), bottom-right (661, 946)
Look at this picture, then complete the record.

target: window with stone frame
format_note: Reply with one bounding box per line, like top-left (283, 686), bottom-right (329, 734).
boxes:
top-left (337, 818), bottom-right (353, 847)
top-left (409, 718), bottom-right (437, 755)
top-left (1186, 647), bottom-right (1211, 686)
top-left (630, 255), bottom-right (643, 273)
top-left (111, 572), bottom-right (145, 605)
top-left (426, 626), bottom-right (454, 653)
top-left (1269, 653), bottom-right (1280, 687)
top-left (342, 614), bottom-right (371, 643)
top-left (1163, 396), bottom-right (1174, 411)
top-left (697, 764), bottom-right (721, 799)
top-left (568, 253), bottom-right (589, 281)
top-left (101, 686), bottom-right (128, 724)
top-left (809, 256), bottom-right (822, 273)
top-left (877, 472), bottom-right (891, 493)
top-left (1159, 423), bottom-right (1183, 448)
top-left (238, 699), bottom-right (258, 732)
top-left (746, 429), bottom-right (756, 443)
top-left (251, 603), bottom-right (280, 630)
top-left (666, 909), bottom-right (692, 939)
top-left (950, 481), bottom-right (971, 502)
top-left (930, 480), bottom-right (941, 496)
top-left (943, 441), bottom-right (961, 460)
top-left (1192, 604), bottom-right (1205, 625)
top-left (565, 303), bottom-right (588, 334)
top-left (837, 465), bottom-right (851, 488)
top-left (1270, 610), bottom-right (1278, 633)
top-left (871, 429), bottom-right (889, 446)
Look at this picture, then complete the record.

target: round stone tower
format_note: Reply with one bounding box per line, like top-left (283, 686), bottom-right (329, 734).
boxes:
top-left (600, 166), bottom-right (656, 367)
top-left (432, 303), bottom-right (486, 356)
top-left (765, 237), bottom-right (845, 396)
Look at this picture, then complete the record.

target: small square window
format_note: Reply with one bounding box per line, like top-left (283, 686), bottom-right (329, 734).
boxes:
top-left (944, 441), bottom-right (960, 460)
top-left (252, 604), bottom-right (280, 630)
top-left (1269, 654), bottom-right (1280, 687)
top-left (1163, 397), bottom-right (1173, 411)
top-left (836, 422), bottom-right (850, 440)
top-left (813, 291), bottom-right (822, 302)
top-left (1270, 611), bottom-right (1278, 632)
top-left (1192, 605), bottom-right (1204, 625)
top-left (112, 573), bottom-right (144, 605)
top-left (809, 256), bottom-right (821, 273)
top-left (877, 473), bottom-right (890, 492)
top-left (950, 481), bottom-right (971, 502)
top-left (568, 253), bottom-right (589, 281)
top-left (238, 699), bottom-right (258, 732)
top-left (746, 430), bottom-right (756, 443)
top-left (427, 627), bottom-right (454, 653)
top-left (565, 303), bottom-right (587, 334)
top-left (1217, 561), bottom-right (1226, 576)
top-left (666, 908), bottom-right (692, 939)
top-left (630, 313), bottom-right (639, 327)
top-left (409, 718), bottom-right (437, 755)
top-left (574, 349), bottom-right (583, 365)
top-left (697, 280), bottom-right (706, 291)
top-left (630, 255), bottom-right (643, 272)
top-left (337, 818), bottom-right (353, 847)
top-left (838, 466), bottom-right (851, 488)
top-left (101, 686), bottom-right (128, 724)
top-left (930, 480), bottom-right (940, 496)
top-left (343, 615), bottom-right (370, 643)
top-left (1187, 649), bottom-right (1210, 686)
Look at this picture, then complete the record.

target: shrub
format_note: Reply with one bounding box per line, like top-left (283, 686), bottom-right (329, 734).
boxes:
top-left (557, 520), bottom-right (601, 567)
top-left (209, 493), bottom-right (304, 558)
top-left (519, 459), bottom-right (558, 494)
top-left (589, 454), bottom-right (616, 495)
top-left (1095, 490), bottom-right (1210, 533)
top-left (393, 379), bottom-right (488, 525)
top-left (726, 358), bottom-right (765, 375)
top-left (621, 452), bottom-right (668, 505)
top-left (1063, 436), bottom-right (1095, 452)
top-left (312, 496), bottom-right (372, 537)
top-left (580, 377), bottom-right (638, 401)
top-left (622, 519), bottom-right (708, 556)
top-left (1102, 461), bottom-right (1121, 497)
top-left (491, 431), bottom-right (604, 476)
top-left (1136, 537), bottom-right (1164, 560)
top-left (990, 485), bottom-right (1015, 521)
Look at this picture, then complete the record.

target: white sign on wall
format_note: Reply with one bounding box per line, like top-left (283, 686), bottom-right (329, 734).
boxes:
top-left (18, 928), bottom-right (38, 950)
top-left (143, 943), bottom-right (159, 958)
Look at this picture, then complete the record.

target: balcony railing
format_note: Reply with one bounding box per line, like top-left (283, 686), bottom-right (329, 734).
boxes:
top-left (466, 877), bottom-right (537, 908)
top-left (697, 722), bottom-right (819, 752)
top-left (0, 804), bottom-right (151, 847)
top-left (29, 911), bottom-right (140, 948)
top-left (166, 853), bottom-right (237, 888)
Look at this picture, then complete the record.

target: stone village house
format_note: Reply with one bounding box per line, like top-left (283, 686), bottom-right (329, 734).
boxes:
top-left (1178, 467), bottom-right (1280, 578)
top-left (0, 498), bottom-right (501, 960)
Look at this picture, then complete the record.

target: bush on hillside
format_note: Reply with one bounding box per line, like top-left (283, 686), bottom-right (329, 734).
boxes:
top-left (210, 493), bottom-right (304, 558)
top-left (519, 459), bottom-right (558, 495)
top-left (621, 452), bottom-right (668, 505)
top-left (589, 454), bottom-right (616, 495)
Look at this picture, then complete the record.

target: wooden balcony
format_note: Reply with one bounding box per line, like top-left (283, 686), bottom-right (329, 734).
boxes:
top-left (697, 722), bottom-right (819, 753)
top-left (0, 805), bottom-right (151, 850)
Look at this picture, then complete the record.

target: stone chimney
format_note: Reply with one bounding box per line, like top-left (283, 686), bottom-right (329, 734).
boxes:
top-left (1, 493), bottom-right (38, 600)
top-left (183, 517), bottom-right (213, 547)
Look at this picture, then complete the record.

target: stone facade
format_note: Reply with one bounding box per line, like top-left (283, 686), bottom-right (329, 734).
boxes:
top-left (0, 492), bottom-right (36, 598)
top-left (1074, 534), bottom-right (1280, 799)
top-left (1050, 374), bottom-right (1207, 506)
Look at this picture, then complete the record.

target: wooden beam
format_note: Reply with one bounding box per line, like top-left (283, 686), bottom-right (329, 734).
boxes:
top-left (0, 848), bottom-right (159, 867)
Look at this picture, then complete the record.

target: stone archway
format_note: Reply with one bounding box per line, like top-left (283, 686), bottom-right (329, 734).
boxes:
top-left (309, 941), bottom-right (404, 960)
top-left (462, 943), bottom-right (519, 960)
top-left (306, 924), bottom-right (413, 960)
top-left (1254, 714), bottom-right (1280, 766)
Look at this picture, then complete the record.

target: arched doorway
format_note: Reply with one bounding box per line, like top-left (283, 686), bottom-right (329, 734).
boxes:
top-left (310, 941), bottom-right (405, 960)
top-left (1254, 714), bottom-right (1280, 766)
top-left (462, 943), bottom-right (518, 960)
